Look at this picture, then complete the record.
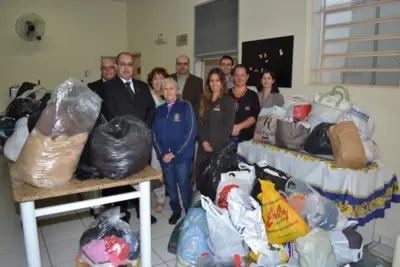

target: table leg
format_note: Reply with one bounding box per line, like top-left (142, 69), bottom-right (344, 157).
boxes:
top-left (20, 201), bottom-right (41, 267)
top-left (139, 181), bottom-right (151, 267)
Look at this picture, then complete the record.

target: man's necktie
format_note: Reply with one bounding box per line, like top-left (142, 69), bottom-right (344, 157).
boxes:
top-left (124, 81), bottom-right (131, 88)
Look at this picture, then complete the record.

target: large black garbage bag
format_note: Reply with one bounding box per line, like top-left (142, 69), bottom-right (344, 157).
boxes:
top-left (304, 123), bottom-right (334, 155)
top-left (75, 114), bottom-right (108, 180)
top-left (5, 98), bottom-right (42, 120)
top-left (91, 115), bottom-right (152, 179)
top-left (196, 142), bottom-right (238, 201)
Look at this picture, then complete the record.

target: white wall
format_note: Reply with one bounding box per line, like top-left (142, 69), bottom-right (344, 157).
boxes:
top-left (0, 0), bottom-right (128, 111)
top-left (127, 0), bottom-right (400, 242)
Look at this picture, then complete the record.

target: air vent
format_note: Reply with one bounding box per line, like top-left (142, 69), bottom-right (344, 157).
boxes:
top-left (176, 34), bottom-right (188, 47)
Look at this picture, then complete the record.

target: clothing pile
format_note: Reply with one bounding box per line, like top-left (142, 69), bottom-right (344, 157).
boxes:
top-left (76, 207), bottom-right (140, 267)
top-left (253, 86), bottom-right (378, 169)
top-left (0, 82), bottom-right (50, 155)
top-left (10, 78), bottom-right (102, 188)
top-left (173, 160), bottom-right (365, 267)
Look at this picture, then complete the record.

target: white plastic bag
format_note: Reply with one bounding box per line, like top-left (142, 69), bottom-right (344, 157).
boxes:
top-left (215, 162), bottom-right (256, 209)
top-left (4, 117), bottom-right (29, 162)
top-left (295, 228), bottom-right (336, 267)
top-left (363, 139), bottom-right (380, 162)
top-left (201, 195), bottom-right (248, 263)
top-left (330, 225), bottom-right (363, 266)
top-left (259, 106), bottom-right (287, 117)
top-left (227, 188), bottom-right (268, 255)
top-left (283, 95), bottom-right (312, 121)
top-left (340, 105), bottom-right (373, 141)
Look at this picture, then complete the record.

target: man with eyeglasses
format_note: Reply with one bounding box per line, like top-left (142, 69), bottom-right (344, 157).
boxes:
top-left (171, 55), bottom-right (203, 118)
top-left (88, 57), bottom-right (117, 100)
top-left (102, 52), bottom-right (155, 127)
top-left (101, 52), bottom-right (157, 224)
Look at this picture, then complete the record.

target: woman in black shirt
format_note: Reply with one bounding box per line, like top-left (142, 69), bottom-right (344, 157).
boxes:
top-left (196, 68), bottom-right (236, 181)
top-left (228, 64), bottom-right (261, 142)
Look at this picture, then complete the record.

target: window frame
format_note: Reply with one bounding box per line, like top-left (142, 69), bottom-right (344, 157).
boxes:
top-left (309, 0), bottom-right (400, 88)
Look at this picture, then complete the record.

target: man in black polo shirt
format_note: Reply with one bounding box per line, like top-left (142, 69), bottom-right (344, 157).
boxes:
top-left (228, 64), bottom-right (261, 143)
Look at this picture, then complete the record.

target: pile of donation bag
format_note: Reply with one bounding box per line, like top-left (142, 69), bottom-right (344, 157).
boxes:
top-left (76, 207), bottom-right (140, 267)
top-left (253, 86), bottom-right (379, 168)
top-left (2, 78), bottom-right (152, 189)
top-left (170, 146), bottom-right (364, 267)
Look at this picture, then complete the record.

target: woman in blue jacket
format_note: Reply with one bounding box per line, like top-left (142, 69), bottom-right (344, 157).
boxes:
top-left (152, 78), bottom-right (197, 225)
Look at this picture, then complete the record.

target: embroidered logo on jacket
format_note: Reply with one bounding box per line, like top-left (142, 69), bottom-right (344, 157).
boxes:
top-left (213, 104), bottom-right (221, 111)
top-left (173, 113), bottom-right (180, 122)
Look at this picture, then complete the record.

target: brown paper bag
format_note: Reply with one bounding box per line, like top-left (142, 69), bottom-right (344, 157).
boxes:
top-left (328, 121), bottom-right (368, 169)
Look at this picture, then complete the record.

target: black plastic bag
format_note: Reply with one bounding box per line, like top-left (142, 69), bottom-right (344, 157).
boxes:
top-left (27, 110), bottom-right (42, 133)
top-left (15, 82), bottom-right (38, 98)
top-left (0, 116), bottom-right (16, 130)
top-left (250, 162), bottom-right (291, 204)
top-left (75, 165), bottom-right (104, 180)
top-left (5, 98), bottom-right (42, 120)
top-left (91, 115), bottom-right (152, 179)
top-left (304, 123), bottom-right (334, 155)
top-left (197, 142), bottom-right (238, 201)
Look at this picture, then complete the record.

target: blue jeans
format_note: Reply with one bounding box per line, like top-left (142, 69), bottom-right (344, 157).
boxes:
top-left (162, 161), bottom-right (193, 214)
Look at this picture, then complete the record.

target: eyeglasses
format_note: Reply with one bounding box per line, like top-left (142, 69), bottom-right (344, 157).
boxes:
top-left (118, 62), bottom-right (134, 68)
top-left (101, 66), bottom-right (115, 71)
top-left (176, 62), bottom-right (189, 66)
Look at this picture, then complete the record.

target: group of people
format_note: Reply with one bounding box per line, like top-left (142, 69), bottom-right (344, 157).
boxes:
top-left (87, 53), bottom-right (285, 225)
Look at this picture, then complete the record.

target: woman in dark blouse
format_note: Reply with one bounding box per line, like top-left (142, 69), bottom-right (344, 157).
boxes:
top-left (196, 68), bottom-right (236, 182)
top-left (228, 64), bottom-right (261, 143)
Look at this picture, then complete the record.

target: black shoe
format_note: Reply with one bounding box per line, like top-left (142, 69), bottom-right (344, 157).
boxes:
top-left (168, 212), bottom-right (181, 225)
top-left (121, 211), bottom-right (131, 224)
top-left (136, 214), bottom-right (158, 224)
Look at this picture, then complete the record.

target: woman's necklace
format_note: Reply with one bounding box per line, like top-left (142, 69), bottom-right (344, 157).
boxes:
top-left (233, 87), bottom-right (247, 111)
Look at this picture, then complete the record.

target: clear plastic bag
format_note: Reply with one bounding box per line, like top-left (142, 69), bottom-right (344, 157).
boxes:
top-left (176, 208), bottom-right (212, 266)
top-left (77, 207), bottom-right (140, 267)
top-left (294, 228), bottom-right (336, 267)
top-left (91, 115), bottom-right (152, 179)
top-left (10, 78), bottom-right (101, 188)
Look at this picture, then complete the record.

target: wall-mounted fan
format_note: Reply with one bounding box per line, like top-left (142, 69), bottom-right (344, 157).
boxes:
top-left (15, 13), bottom-right (46, 41)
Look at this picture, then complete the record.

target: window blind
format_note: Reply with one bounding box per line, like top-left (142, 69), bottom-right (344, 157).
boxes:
top-left (311, 0), bottom-right (400, 87)
top-left (194, 0), bottom-right (238, 57)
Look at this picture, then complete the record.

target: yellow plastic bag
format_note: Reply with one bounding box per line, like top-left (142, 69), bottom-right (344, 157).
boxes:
top-left (247, 244), bottom-right (289, 266)
top-left (257, 180), bottom-right (309, 244)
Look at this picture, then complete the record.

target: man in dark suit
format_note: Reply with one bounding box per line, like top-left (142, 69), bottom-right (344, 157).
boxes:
top-left (171, 55), bottom-right (203, 118)
top-left (87, 58), bottom-right (117, 99)
top-left (101, 52), bottom-right (157, 224)
top-left (102, 53), bottom-right (155, 127)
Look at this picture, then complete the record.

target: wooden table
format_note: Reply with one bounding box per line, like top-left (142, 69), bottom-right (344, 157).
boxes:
top-left (10, 166), bottom-right (162, 267)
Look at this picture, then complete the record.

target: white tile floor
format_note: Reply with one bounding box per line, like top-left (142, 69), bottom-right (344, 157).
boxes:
top-left (0, 158), bottom-right (179, 267)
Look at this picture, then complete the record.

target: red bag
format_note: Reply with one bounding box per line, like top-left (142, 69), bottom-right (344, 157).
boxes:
top-left (284, 96), bottom-right (312, 121)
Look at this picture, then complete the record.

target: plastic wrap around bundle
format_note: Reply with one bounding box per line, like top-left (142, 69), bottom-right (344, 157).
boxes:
top-left (176, 208), bottom-right (212, 266)
top-left (295, 228), bottom-right (336, 267)
top-left (91, 115), bottom-right (152, 179)
top-left (78, 207), bottom-right (140, 267)
top-left (10, 78), bottom-right (101, 188)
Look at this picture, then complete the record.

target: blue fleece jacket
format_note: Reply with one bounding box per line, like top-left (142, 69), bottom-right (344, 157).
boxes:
top-left (152, 99), bottom-right (197, 165)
